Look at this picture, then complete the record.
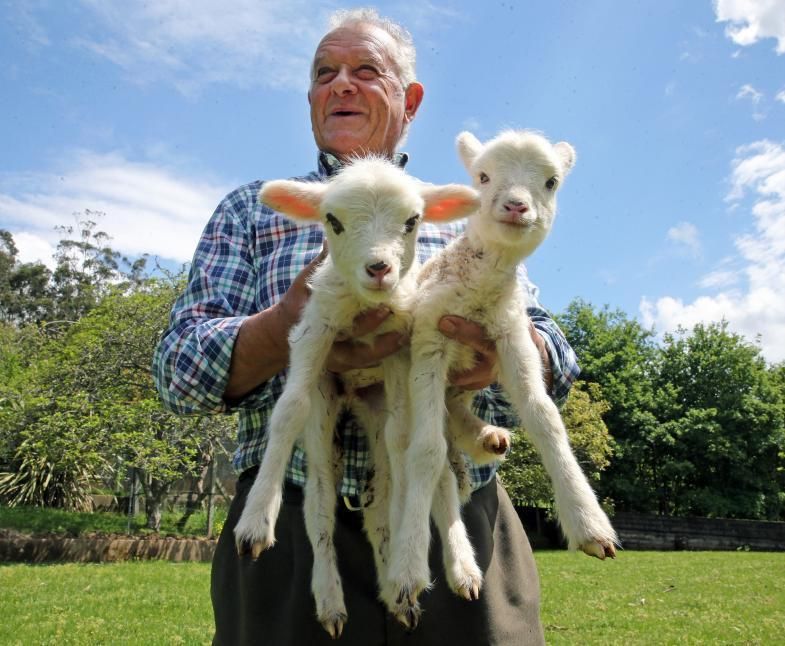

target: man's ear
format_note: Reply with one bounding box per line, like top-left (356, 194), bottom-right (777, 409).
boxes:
top-left (403, 82), bottom-right (424, 123)
top-left (553, 142), bottom-right (576, 176)
top-left (259, 180), bottom-right (327, 220)
top-left (456, 131), bottom-right (483, 173)
top-left (420, 183), bottom-right (480, 222)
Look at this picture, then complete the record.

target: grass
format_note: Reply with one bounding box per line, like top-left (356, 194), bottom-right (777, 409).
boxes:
top-left (0, 561), bottom-right (212, 646)
top-left (536, 550), bottom-right (785, 645)
top-left (0, 552), bottom-right (783, 644)
top-left (0, 505), bottom-right (227, 538)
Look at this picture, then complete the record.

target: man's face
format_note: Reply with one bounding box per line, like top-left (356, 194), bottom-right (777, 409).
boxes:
top-left (308, 24), bottom-right (423, 159)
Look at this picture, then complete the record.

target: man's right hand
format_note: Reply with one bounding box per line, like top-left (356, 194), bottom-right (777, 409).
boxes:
top-left (224, 246), bottom-right (408, 402)
top-left (224, 246), bottom-right (327, 402)
top-left (326, 306), bottom-right (407, 373)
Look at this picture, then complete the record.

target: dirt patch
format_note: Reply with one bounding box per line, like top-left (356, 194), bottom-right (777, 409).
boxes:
top-left (0, 528), bottom-right (217, 563)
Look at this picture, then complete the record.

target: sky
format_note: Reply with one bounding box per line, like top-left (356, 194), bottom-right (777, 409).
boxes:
top-left (1, 0), bottom-right (784, 362)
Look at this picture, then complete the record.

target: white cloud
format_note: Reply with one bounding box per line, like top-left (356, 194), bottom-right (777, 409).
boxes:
top-left (736, 84), bottom-right (767, 120)
top-left (71, 0), bottom-right (332, 94)
top-left (12, 232), bottom-right (56, 269)
top-left (0, 150), bottom-right (230, 266)
top-left (698, 267), bottom-right (739, 289)
top-left (7, 1), bottom-right (51, 49)
top-left (16, 1), bottom-right (463, 95)
top-left (776, 89), bottom-right (785, 104)
top-left (736, 84), bottom-right (763, 103)
top-left (714, 0), bottom-right (785, 54)
top-left (641, 139), bottom-right (785, 363)
top-left (667, 221), bottom-right (702, 258)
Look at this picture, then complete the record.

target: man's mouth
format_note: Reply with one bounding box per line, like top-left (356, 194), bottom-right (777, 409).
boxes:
top-left (331, 110), bottom-right (363, 117)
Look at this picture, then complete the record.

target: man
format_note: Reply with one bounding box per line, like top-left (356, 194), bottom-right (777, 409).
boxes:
top-left (153, 8), bottom-right (579, 645)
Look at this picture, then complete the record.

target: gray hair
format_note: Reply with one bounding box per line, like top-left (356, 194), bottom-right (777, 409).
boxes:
top-left (326, 7), bottom-right (417, 88)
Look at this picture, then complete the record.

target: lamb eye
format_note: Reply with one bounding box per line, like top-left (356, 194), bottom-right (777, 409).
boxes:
top-left (479, 172), bottom-right (490, 184)
top-left (325, 212), bottom-right (344, 235)
top-left (404, 214), bottom-right (420, 234)
top-left (545, 177), bottom-right (558, 191)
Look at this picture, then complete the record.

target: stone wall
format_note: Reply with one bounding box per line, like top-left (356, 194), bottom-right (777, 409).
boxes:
top-left (0, 529), bottom-right (216, 563)
top-left (516, 507), bottom-right (785, 551)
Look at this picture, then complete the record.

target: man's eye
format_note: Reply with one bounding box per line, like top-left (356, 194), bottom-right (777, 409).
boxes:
top-left (545, 177), bottom-right (558, 191)
top-left (356, 66), bottom-right (379, 80)
top-left (479, 172), bottom-right (490, 184)
top-left (325, 213), bottom-right (344, 235)
top-left (315, 68), bottom-right (336, 82)
top-left (404, 214), bottom-right (420, 233)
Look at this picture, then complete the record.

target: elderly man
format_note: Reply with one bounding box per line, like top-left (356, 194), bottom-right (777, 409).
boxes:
top-left (154, 8), bottom-right (578, 646)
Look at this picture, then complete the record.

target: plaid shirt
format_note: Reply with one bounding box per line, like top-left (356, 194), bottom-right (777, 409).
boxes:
top-left (153, 153), bottom-right (580, 497)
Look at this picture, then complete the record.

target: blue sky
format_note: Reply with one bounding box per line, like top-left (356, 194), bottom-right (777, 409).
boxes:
top-left (2, 0), bottom-right (784, 361)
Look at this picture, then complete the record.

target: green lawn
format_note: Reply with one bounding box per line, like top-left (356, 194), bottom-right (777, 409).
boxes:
top-left (0, 552), bottom-right (783, 645)
top-left (536, 550), bottom-right (785, 645)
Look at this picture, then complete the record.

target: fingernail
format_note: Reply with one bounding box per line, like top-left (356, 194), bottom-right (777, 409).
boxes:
top-left (439, 318), bottom-right (457, 335)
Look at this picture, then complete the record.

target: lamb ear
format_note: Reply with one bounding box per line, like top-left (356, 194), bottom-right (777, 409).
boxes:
top-left (420, 183), bottom-right (480, 222)
top-left (553, 142), bottom-right (576, 176)
top-left (456, 131), bottom-right (483, 172)
top-left (258, 180), bottom-right (327, 220)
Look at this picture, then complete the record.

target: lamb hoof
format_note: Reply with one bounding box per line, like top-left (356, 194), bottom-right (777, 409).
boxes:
top-left (234, 521), bottom-right (276, 558)
top-left (235, 537), bottom-right (274, 558)
top-left (393, 587), bottom-right (422, 630)
top-left (581, 539), bottom-right (616, 560)
top-left (482, 428), bottom-right (510, 456)
top-left (320, 612), bottom-right (347, 639)
top-left (450, 566), bottom-right (483, 601)
top-left (395, 604), bottom-right (421, 631)
top-left (456, 581), bottom-right (480, 601)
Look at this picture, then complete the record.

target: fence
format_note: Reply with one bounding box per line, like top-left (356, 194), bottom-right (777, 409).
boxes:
top-left (516, 507), bottom-right (785, 551)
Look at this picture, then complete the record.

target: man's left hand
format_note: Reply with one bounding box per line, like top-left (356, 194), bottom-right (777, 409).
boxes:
top-left (438, 316), bottom-right (553, 392)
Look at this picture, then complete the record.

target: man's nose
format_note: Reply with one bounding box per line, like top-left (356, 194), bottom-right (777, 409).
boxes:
top-left (332, 66), bottom-right (357, 95)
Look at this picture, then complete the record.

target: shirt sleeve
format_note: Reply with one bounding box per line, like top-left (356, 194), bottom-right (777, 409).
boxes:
top-left (152, 190), bottom-right (270, 415)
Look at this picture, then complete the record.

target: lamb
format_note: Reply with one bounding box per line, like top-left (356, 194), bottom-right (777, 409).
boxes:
top-left (232, 157), bottom-right (482, 638)
top-left (387, 130), bottom-right (619, 623)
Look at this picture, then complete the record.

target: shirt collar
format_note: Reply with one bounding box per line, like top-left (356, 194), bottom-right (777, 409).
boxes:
top-left (317, 151), bottom-right (410, 177)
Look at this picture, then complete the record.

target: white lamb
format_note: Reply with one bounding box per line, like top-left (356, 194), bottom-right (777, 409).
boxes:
top-left (232, 157), bottom-right (482, 638)
top-left (388, 130), bottom-right (619, 622)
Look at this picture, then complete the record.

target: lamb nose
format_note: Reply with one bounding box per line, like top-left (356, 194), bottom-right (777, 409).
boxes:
top-left (504, 200), bottom-right (529, 213)
top-left (366, 261), bottom-right (391, 278)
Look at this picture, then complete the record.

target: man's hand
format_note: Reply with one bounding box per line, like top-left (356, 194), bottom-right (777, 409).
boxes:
top-left (224, 245), bottom-right (328, 401)
top-left (438, 316), bottom-right (498, 390)
top-left (438, 316), bottom-right (553, 392)
top-left (326, 307), bottom-right (407, 373)
top-left (271, 244), bottom-right (329, 346)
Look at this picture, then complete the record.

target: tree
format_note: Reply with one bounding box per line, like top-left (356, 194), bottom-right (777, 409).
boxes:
top-left (656, 322), bottom-right (785, 519)
top-left (556, 299), bottom-right (669, 513)
top-left (1, 216), bottom-right (148, 328)
top-left (0, 392), bottom-right (108, 511)
top-left (0, 230), bottom-right (53, 326)
top-left (0, 280), bottom-right (234, 527)
top-left (48, 211), bottom-right (148, 324)
top-left (557, 300), bottom-right (785, 520)
top-left (499, 381), bottom-right (613, 507)
top-left (52, 279), bottom-right (234, 529)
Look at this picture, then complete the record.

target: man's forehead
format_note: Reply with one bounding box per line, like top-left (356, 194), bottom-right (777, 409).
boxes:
top-left (313, 25), bottom-right (395, 66)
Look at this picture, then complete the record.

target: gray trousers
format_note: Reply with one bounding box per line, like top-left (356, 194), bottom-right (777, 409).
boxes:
top-left (212, 471), bottom-right (544, 646)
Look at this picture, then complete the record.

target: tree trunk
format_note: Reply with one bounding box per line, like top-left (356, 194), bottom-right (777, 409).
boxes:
top-left (141, 475), bottom-right (170, 531)
top-left (176, 445), bottom-right (212, 532)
